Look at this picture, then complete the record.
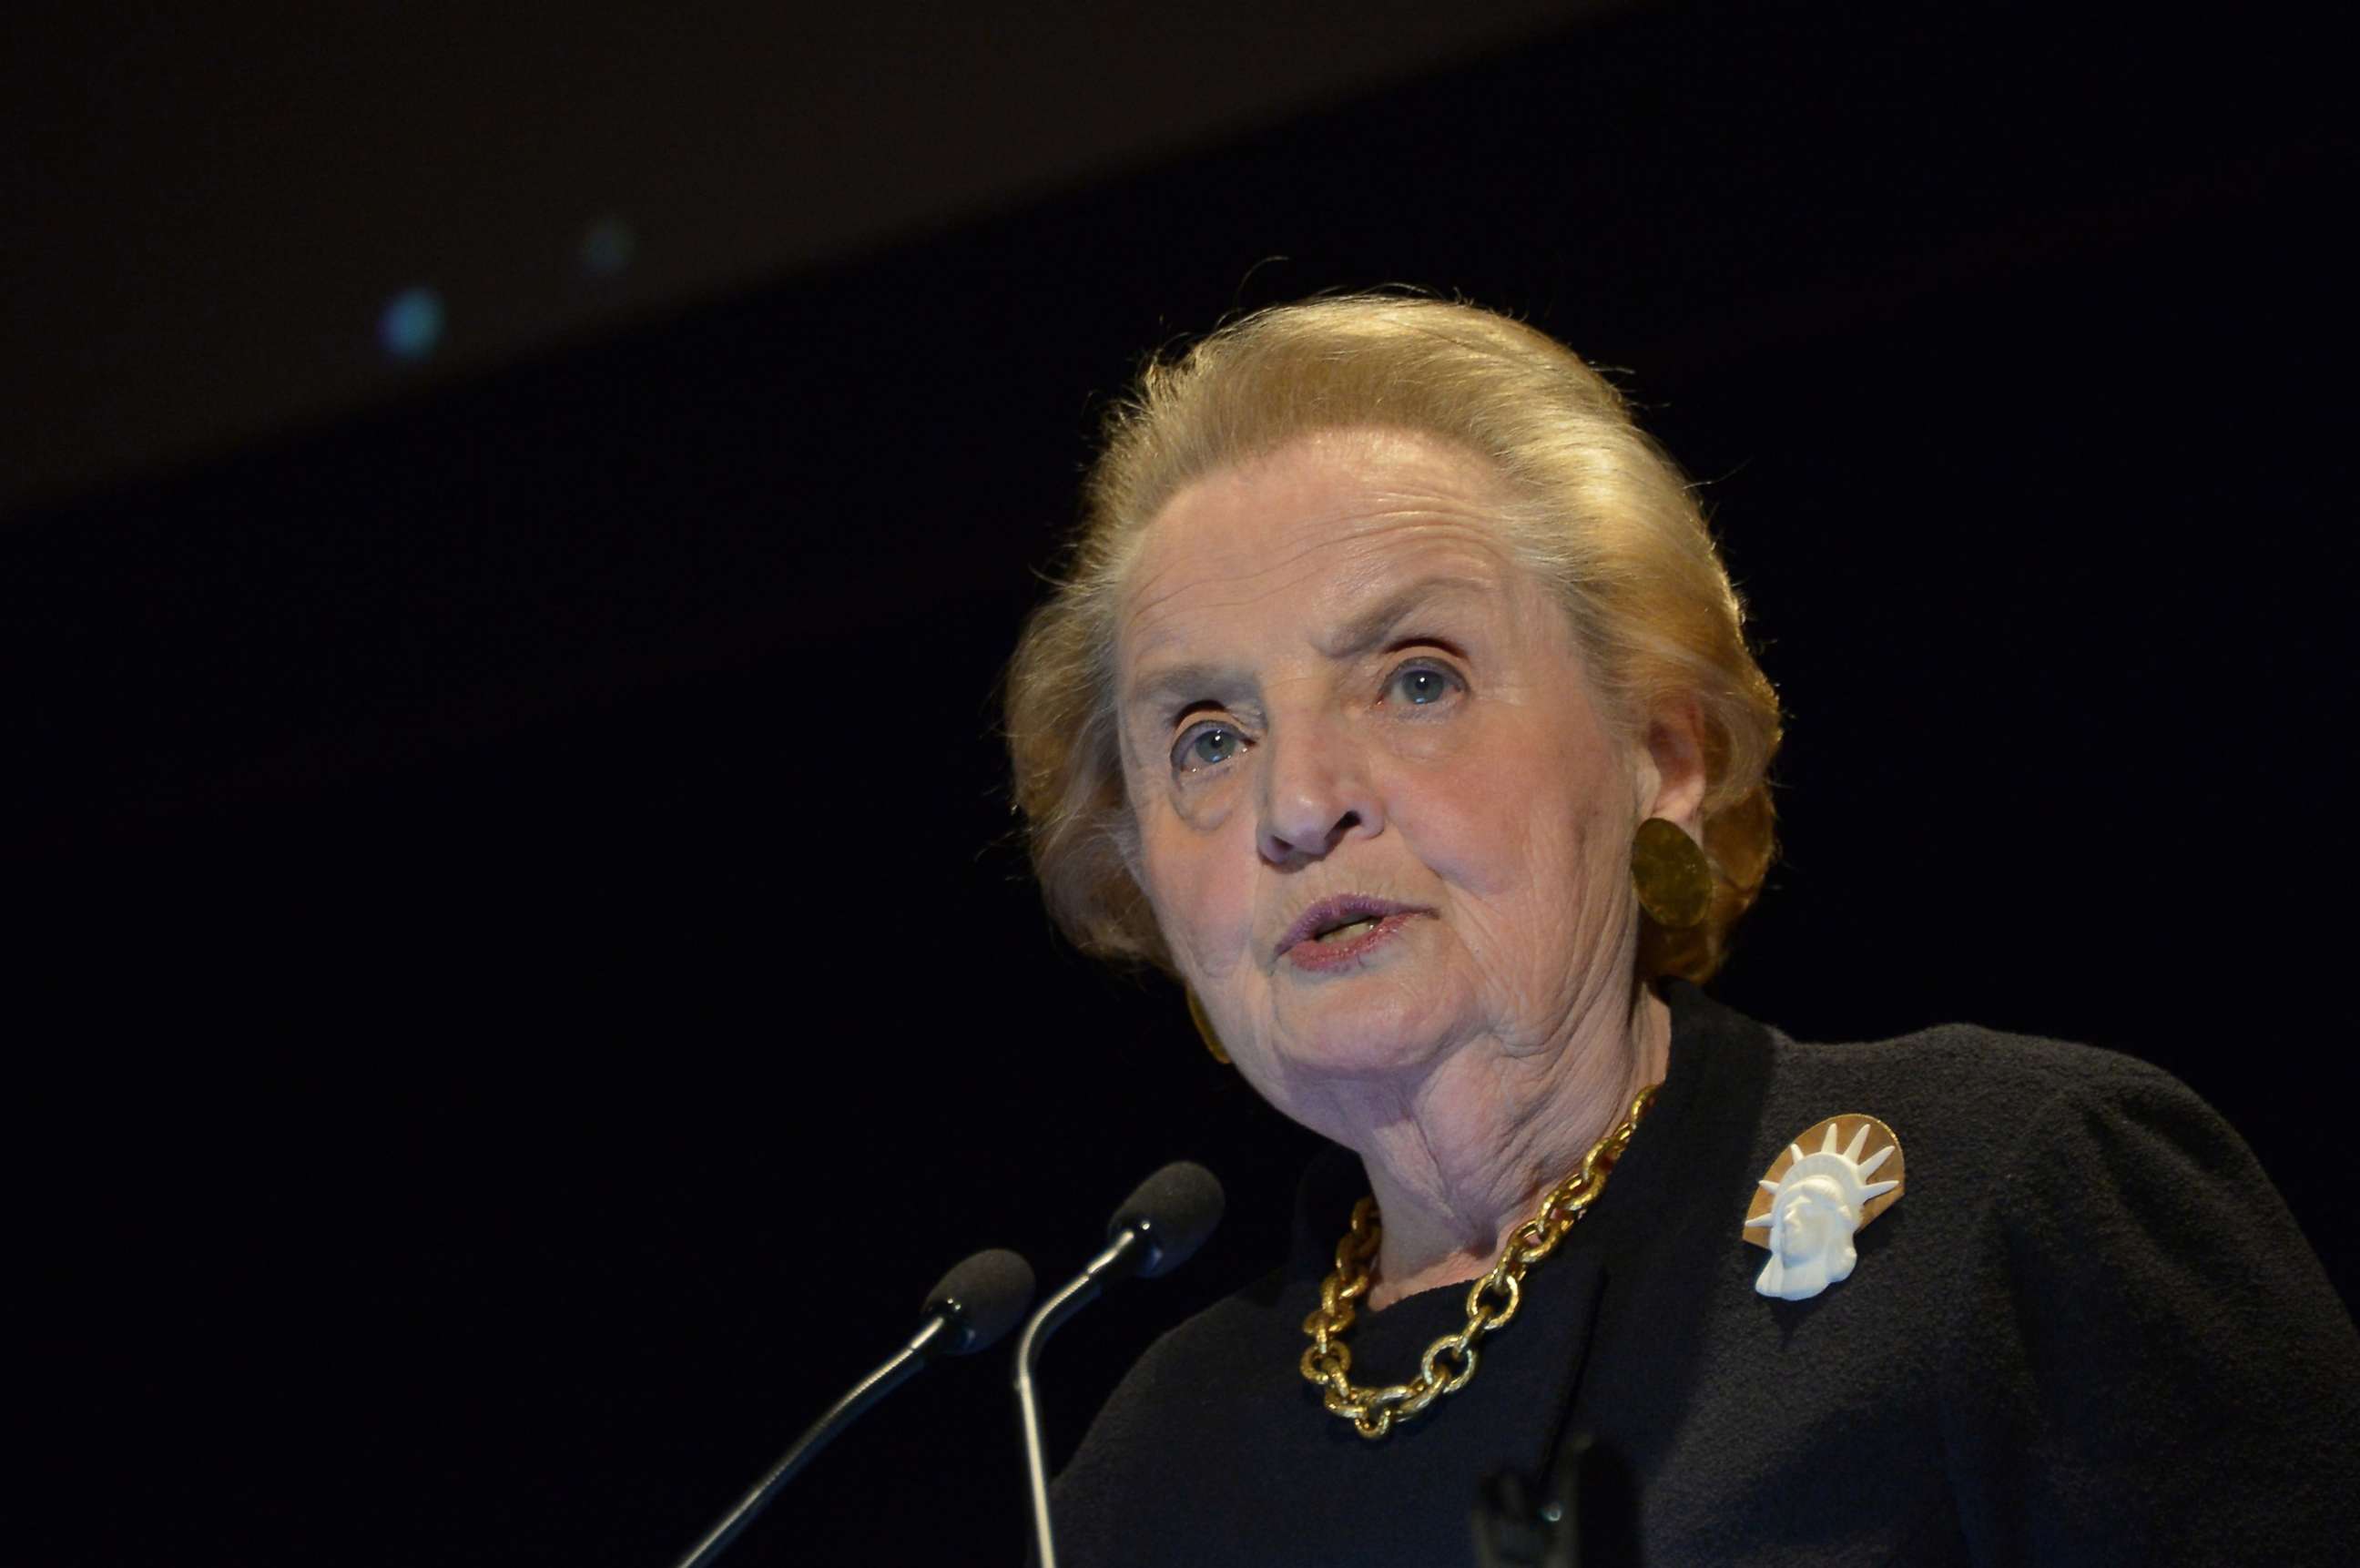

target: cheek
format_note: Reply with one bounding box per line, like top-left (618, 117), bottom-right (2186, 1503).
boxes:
top-left (1393, 713), bottom-right (1630, 907)
top-left (1135, 804), bottom-right (1258, 977)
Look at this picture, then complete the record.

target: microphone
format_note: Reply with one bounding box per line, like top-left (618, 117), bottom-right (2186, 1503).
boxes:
top-left (1015, 1161), bottom-right (1225, 1568)
top-left (669, 1247), bottom-right (1035, 1568)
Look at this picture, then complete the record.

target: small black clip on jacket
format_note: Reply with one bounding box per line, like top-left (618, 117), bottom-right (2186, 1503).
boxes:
top-left (1472, 1431), bottom-right (1634, 1568)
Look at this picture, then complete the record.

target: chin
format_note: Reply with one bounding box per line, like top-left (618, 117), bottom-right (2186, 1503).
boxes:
top-left (1270, 983), bottom-right (1461, 1079)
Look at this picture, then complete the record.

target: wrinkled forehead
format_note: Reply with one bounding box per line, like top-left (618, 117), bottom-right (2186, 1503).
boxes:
top-left (1114, 428), bottom-right (1540, 672)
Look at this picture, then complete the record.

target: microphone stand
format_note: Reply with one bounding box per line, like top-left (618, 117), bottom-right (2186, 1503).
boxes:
top-left (1014, 1229), bottom-right (1137, 1568)
top-left (671, 1316), bottom-right (951, 1568)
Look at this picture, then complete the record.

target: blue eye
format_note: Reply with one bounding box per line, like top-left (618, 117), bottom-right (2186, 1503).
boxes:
top-left (1389, 663), bottom-right (1461, 707)
top-left (1174, 722), bottom-right (1246, 772)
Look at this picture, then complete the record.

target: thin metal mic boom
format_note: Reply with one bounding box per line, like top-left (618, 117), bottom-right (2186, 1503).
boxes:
top-left (1015, 1161), bottom-right (1223, 1568)
top-left (669, 1247), bottom-right (1033, 1568)
top-left (1015, 1232), bottom-right (1134, 1568)
top-left (673, 1325), bottom-right (942, 1568)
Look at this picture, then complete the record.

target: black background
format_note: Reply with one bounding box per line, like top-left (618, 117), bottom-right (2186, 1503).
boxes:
top-left (12, 5), bottom-right (2355, 1565)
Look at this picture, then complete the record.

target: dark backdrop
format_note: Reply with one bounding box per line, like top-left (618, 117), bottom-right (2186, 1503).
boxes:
top-left (13, 5), bottom-right (2353, 1565)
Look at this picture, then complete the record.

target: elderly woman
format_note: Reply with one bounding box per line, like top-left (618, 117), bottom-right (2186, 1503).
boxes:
top-left (1003, 298), bottom-right (2356, 1565)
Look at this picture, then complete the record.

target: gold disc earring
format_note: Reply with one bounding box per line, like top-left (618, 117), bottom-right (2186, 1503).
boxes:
top-left (1631, 817), bottom-right (1714, 931)
top-left (1185, 988), bottom-right (1232, 1065)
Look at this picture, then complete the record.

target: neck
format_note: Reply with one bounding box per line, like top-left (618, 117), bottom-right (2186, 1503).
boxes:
top-left (1346, 982), bottom-right (1671, 1311)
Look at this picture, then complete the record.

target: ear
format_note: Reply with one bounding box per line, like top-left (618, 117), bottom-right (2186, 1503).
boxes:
top-left (1637, 696), bottom-right (1709, 833)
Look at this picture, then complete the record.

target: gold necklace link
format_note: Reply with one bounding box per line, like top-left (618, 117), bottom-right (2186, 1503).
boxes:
top-left (1298, 1084), bottom-right (1659, 1439)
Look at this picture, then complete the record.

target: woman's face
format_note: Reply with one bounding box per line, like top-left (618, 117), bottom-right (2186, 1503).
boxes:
top-left (1114, 428), bottom-right (1675, 1112)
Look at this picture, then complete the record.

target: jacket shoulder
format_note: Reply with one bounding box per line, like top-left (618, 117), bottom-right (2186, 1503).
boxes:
top-left (1734, 1013), bottom-right (2252, 1227)
top-left (1769, 1013), bottom-right (2196, 1108)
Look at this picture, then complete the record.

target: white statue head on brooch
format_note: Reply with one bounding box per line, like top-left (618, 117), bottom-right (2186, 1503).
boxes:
top-left (1742, 1115), bottom-right (1904, 1301)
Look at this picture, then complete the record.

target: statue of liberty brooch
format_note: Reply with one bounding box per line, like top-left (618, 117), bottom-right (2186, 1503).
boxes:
top-left (1742, 1115), bottom-right (1905, 1301)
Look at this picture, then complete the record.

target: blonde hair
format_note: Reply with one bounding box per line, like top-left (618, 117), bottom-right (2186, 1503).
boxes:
top-left (1005, 295), bottom-right (1781, 983)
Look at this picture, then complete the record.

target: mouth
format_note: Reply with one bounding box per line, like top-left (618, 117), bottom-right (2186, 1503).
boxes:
top-left (1274, 895), bottom-right (1430, 970)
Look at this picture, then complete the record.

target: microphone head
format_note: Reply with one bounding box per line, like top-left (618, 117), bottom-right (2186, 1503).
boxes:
top-left (920, 1247), bottom-right (1037, 1355)
top-left (1106, 1161), bottom-right (1226, 1279)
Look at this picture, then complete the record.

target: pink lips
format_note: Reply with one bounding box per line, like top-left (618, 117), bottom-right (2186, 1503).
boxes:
top-left (1275, 896), bottom-right (1429, 972)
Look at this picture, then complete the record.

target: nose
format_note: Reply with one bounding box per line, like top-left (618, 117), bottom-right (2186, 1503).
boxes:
top-left (1256, 718), bottom-right (1384, 867)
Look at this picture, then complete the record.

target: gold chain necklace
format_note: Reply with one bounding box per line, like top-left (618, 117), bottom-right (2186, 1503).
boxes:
top-left (1297, 1084), bottom-right (1659, 1439)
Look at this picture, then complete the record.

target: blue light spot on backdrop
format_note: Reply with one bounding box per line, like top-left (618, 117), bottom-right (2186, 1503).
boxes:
top-left (580, 217), bottom-right (636, 278)
top-left (378, 286), bottom-right (444, 361)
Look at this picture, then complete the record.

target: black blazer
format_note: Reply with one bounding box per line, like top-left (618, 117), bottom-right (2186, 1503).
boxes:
top-left (1045, 983), bottom-right (2360, 1565)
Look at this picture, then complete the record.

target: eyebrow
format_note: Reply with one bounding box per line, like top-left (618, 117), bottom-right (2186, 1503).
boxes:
top-left (1124, 660), bottom-right (1239, 721)
top-left (1319, 574), bottom-right (1490, 659)
top-left (1122, 574), bottom-right (1490, 720)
